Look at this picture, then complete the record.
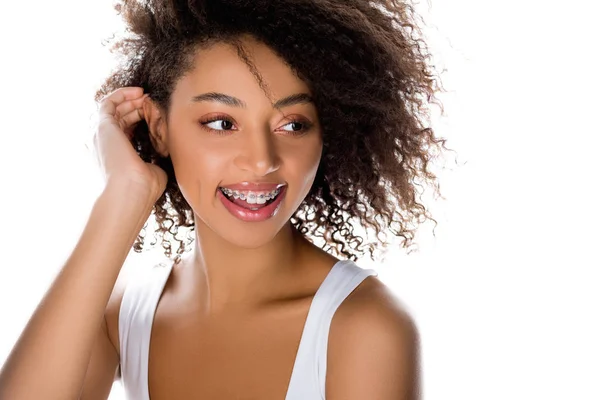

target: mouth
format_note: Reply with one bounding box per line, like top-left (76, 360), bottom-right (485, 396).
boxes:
top-left (216, 185), bottom-right (287, 222)
top-left (218, 186), bottom-right (284, 210)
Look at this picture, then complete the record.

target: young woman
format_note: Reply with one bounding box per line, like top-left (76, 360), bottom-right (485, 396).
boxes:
top-left (0, 0), bottom-right (447, 399)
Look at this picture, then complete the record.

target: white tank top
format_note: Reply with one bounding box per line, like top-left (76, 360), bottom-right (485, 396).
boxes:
top-left (118, 258), bottom-right (378, 400)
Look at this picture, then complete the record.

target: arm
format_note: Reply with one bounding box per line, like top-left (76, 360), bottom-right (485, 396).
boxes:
top-left (326, 292), bottom-right (422, 400)
top-left (0, 182), bottom-right (155, 400)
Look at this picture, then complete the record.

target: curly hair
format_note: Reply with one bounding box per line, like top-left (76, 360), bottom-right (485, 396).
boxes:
top-left (94, 0), bottom-right (450, 263)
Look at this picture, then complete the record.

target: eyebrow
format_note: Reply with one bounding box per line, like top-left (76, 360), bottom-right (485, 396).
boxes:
top-left (190, 92), bottom-right (314, 109)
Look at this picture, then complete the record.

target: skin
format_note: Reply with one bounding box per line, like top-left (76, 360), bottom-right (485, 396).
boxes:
top-left (142, 35), bottom-right (338, 315)
top-left (0, 36), bottom-right (417, 400)
top-left (102, 35), bottom-right (415, 399)
top-left (0, 21), bottom-right (419, 400)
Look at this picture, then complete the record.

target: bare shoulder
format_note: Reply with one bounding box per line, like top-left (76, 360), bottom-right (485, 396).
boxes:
top-left (327, 273), bottom-right (421, 399)
top-left (333, 273), bottom-right (417, 333)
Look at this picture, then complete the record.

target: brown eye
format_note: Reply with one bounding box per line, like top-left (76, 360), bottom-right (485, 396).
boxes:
top-left (289, 122), bottom-right (303, 131)
top-left (198, 114), bottom-right (238, 135)
top-left (204, 119), bottom-right (234, 131)
top-left (279, 119), bottom-right (313, 135)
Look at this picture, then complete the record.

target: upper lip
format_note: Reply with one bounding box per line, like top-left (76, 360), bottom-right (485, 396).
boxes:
top-left (219, 182), bottom-right (287, 191)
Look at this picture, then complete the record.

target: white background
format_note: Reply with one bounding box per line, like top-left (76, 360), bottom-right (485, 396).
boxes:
top-left (0, 1), bottom-right (598, 399)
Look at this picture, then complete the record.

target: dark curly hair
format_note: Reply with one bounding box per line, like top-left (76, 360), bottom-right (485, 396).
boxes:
top-left (94, 0), bottom-right (451, 263)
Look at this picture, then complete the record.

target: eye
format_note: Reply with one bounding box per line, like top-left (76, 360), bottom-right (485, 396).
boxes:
top-left (204, 119), bottom-right (235, 131)
top-left (278, 119), bottom-right (313, 135)
top-left (199, 114), bottom-right (237, 135)
top-left (199, 114), bottom-right (313, 136)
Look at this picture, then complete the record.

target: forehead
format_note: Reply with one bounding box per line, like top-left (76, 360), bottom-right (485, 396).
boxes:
top-left (172, 36), bottom-right (311, 106)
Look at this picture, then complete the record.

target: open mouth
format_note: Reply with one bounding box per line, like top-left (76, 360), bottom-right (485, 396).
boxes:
top-left (218, 186), bottom-right (283, 210)
top-left (217, 185), bottom-right (287, 222)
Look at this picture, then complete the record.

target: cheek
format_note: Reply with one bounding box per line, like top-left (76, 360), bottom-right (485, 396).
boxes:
top-left (306, 136), bottom-right (323, 170)
top-left (287, 141), bottom-right (322, 187)
top-left (170, 142), bottom-right (230, 200)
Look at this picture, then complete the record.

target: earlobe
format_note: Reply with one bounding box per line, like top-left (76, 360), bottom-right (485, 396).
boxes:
top-left (142, 97), bottom-right (170, 158)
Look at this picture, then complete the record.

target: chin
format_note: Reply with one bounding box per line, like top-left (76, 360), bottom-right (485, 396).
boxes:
top-left (215, 220), bottom-right (290, 249)
top-left (190, 188), bottom-right (304, 248)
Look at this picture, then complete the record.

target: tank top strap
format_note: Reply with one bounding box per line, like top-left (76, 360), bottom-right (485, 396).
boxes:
top-left (314, 260), bottom-right (378, 398)
top-left (285, 259), bottom-right (378, 400)
top-left (118, 258), bottom-right (175, 400)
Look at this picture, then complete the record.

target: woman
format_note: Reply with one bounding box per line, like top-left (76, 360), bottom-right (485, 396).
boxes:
top-left (0, 0), bottom-right (447, 398)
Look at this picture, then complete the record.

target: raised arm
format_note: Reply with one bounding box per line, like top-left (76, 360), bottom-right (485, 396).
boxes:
top-left (0, 87), bottom-right (166, 400)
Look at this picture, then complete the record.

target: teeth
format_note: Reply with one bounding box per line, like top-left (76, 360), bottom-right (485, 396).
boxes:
top-left (220, 187), bottom-right (282, 204)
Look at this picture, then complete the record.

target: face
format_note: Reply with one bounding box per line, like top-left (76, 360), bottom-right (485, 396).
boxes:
top-left (150, 36), bottom-right (323, 248)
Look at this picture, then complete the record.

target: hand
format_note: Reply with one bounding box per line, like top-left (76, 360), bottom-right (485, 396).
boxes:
top-left (91, 87), bottom-right (168, 201)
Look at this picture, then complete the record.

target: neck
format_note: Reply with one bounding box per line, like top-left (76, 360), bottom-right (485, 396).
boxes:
top-left (179, 219), bottom-right (310, 316)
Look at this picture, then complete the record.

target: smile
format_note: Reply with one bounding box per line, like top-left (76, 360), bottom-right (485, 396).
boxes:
top-left (217, 186), bottom-right (287, 222)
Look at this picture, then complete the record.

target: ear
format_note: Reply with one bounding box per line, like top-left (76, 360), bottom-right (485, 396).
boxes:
top-left (142, 96), bottom-right (169, 157)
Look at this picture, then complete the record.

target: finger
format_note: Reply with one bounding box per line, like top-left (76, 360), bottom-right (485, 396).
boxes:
top-left (99, 87), bottom-right (145, 117)
top-left (119, 107), bottom-right (146, 133)
top-left (114, 95), bottom-right (148, 120)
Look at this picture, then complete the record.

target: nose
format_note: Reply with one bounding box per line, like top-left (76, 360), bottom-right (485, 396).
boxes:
top-left (233, 128), bottom-right (281, 176)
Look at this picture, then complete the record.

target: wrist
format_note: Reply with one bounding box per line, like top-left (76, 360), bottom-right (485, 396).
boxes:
top-left (102, 179), bottom-right (157, 210)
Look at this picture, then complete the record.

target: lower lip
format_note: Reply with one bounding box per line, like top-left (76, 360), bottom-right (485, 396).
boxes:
top-left (217, 186), bottom-right (287, 222)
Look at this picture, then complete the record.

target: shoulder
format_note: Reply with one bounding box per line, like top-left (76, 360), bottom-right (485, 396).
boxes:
top-left (327, 273), bottom-right (421, 399)
top-left (332, 272), bottom-right (418, 339)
